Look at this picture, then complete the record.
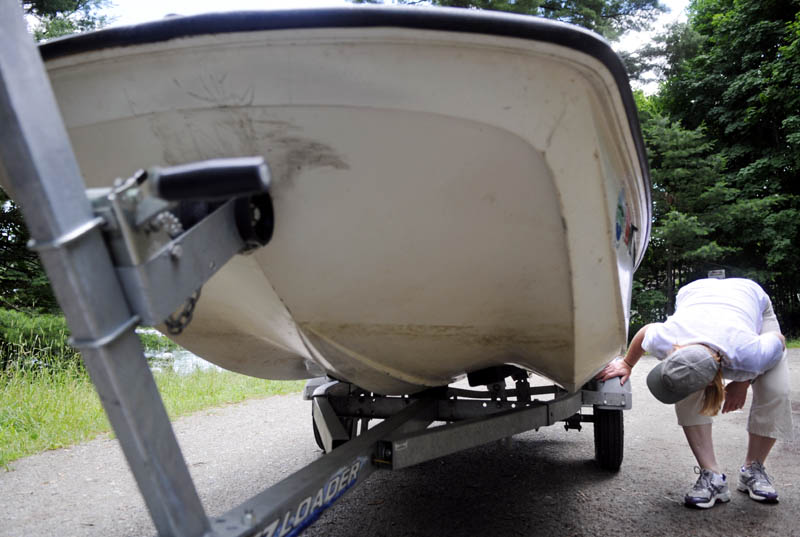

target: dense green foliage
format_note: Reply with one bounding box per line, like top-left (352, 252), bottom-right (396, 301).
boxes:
top-left (22, 0), bottom-right (111, 40)
top-left (0, 1), bottom-right (111, 314)
top-left (0, 190), bottom-right (58, 313)
top-left (352, 0), bottom-right (667, 40)
top-left (631, 0), bottom-right (800, 335)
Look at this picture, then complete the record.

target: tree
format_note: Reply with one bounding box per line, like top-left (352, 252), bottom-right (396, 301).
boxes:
top-left (0, 190), bottom-right (59, 312)
top-left (0, 0), bottom-right (110, 313)
top-left (351, 0), bottom-right (667, 40)
top-left (656, 0), bottom-right (800, 334)
top-left (22, 0), bottom-right (111, 41)
top-left (632, 92), bottom-right (731, 318)
top-left (622, 20), bottom-right (704, 83)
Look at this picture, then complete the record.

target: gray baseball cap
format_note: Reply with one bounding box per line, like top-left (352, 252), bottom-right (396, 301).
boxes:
top-left (646, 345), bottom-right (720, 404)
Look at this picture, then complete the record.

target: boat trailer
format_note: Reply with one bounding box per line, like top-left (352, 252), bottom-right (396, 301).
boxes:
top-left (0, 3), bottom-right (631, 536)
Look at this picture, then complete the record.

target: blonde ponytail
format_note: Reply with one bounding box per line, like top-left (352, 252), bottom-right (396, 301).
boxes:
top-left (700, 363), bottom-right (725, 416)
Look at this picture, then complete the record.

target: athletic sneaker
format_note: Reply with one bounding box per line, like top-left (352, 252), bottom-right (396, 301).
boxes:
top-left (738, 461), bottom-right (779, 502)
top-left (684, 467), bottom-right (731, 508)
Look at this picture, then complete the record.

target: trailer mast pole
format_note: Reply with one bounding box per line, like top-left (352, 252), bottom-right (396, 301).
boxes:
top-left (0, 3), bottom-right (210, 535)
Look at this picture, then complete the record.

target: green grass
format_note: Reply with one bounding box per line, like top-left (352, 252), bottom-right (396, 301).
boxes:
top-left (0, 363), bottom-right (103, 467)
top-left (0, 309), bottom-right (305, 468)
top-left (0, 362), bottom-right (304, 468)
top-left (786, 339), bottom-right (800, 349)
top-left (153, 369), bottom-right (304, 419)
top-left (0, 308), bottom-right (82, 371)
top-left (1, 308), bottom-right (180, 369)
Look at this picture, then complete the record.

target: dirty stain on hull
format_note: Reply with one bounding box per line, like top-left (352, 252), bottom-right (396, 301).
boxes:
top-left (148, 109), bottom-right (350, 186)
top-left (302, 322), bottom-right (574, 393)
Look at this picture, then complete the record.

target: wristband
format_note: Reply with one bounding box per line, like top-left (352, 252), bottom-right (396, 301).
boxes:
top-left (623, 359), bottom-right (634, 368)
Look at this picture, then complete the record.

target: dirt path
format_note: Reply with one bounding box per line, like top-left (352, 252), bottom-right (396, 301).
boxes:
top-left (2, 352), bottom-right (799, 537)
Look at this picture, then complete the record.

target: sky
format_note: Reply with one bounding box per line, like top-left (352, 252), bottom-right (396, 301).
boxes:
top-left (616, 0), bottom-right (689, 52)
top-left (106, 0), bottom-right (350, 26)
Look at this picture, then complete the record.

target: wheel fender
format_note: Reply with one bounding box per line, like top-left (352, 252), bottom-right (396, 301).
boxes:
top-left (593, 377), bottom-right (632, 410)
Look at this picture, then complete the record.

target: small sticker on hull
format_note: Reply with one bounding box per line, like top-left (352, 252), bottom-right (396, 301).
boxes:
top-left (615, 188), bottom-right (634, 255)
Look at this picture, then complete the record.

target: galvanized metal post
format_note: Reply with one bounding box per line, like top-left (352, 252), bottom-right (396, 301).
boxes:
top-left (0, 2), bottom-right (210, 535)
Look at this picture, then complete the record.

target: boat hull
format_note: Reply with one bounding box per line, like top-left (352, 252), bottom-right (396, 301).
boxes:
top-left (39, 8), bottom-right (651, 393)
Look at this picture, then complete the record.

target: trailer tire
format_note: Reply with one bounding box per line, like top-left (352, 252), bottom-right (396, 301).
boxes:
top-left (593, 407), bottom-right (623, 471)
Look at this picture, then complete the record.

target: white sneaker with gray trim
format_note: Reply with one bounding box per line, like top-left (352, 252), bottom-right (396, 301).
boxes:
top-left (684, 467), bottom-right (730, 509)
top-left (738, 461), bottom-right (779, 502)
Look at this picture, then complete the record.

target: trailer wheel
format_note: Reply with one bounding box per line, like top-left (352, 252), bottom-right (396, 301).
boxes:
top-left (593, 407), bottom-right (623, 471)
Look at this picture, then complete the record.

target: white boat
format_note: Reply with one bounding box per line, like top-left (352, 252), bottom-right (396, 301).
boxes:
top-left (40, 6), bottom-right (651, 394)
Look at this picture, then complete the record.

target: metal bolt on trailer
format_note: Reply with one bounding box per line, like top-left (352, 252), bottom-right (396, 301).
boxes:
top-left (0, 2), bottom-right (632, 536)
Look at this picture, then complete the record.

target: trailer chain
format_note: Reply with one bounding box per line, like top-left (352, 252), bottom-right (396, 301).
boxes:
top-left (150, 211), bottom-right (183, 238)
top-left (164, 288), bottom-right (201, 335)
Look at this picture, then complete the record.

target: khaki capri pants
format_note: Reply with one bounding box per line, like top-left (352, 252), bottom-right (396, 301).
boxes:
top-left (674, 300), bottom-right (794, 441)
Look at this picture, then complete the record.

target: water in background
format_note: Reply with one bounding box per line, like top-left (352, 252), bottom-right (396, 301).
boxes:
top-left (138, 328), bottom-right (222, 375)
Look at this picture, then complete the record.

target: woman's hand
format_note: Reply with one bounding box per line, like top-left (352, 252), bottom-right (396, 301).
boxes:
top-left (596, 357), bottom-right (632, 385)
top-left (722, 380), bottom-right (749, 413)
top-left (595, 327), bottom-right (648, 386)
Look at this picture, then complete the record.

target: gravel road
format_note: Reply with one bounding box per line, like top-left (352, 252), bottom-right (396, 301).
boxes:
top-left (2, 351), bottom-right (799, 537)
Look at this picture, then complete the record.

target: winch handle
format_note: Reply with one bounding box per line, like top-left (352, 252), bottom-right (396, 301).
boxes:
top-left (148, 157), bottom-right (270, 201)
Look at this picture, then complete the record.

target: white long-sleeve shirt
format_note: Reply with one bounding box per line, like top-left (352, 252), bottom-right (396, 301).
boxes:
top-left (642, 278), bottom-right (784, 381)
